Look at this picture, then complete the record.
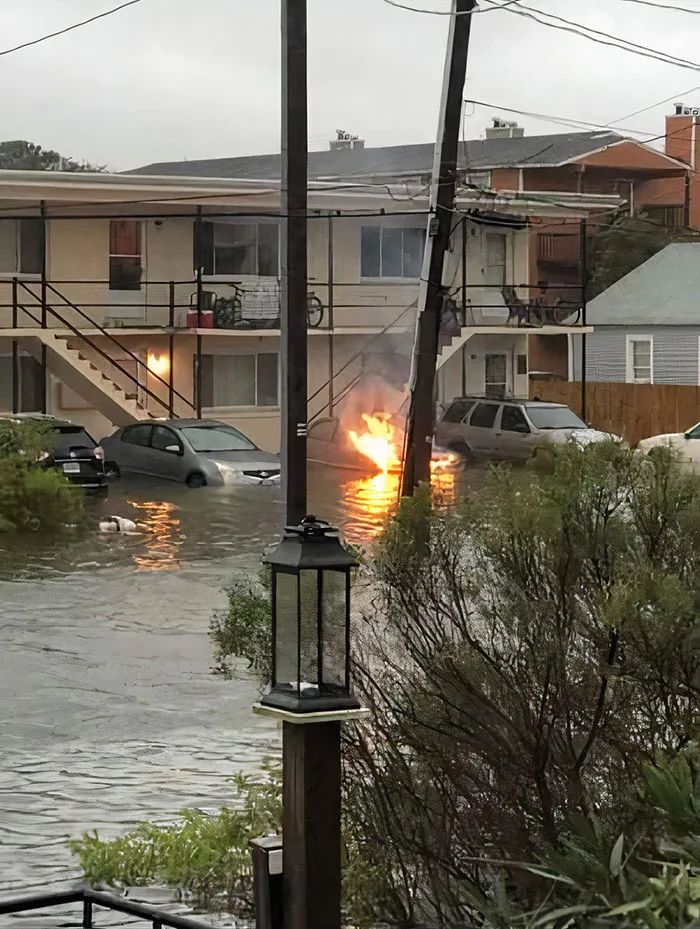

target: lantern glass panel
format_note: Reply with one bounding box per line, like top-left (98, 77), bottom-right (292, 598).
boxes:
top-left (299, 569), bottom-right (319, 691)
top-left (322, 568), bottom-right (348, 688)
top-left (274, 570), bottom-right (298, 689)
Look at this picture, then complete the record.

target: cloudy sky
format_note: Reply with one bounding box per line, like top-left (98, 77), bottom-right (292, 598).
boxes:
top-left (1, 0), bottom-right (699, 171)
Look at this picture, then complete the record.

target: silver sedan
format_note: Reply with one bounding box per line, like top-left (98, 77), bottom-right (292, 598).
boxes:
top-left (100, 419), bottom-right (281, 488)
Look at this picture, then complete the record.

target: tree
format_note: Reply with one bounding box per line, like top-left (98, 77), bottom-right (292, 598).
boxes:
top-left (0, 140), bottom-right (104, 172)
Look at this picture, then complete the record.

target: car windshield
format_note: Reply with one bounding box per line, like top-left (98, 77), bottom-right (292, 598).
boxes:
top-left (526, 406), bottom-right (587, 430)
top-left (54, 426), bottom-right (96, 451)
top-left (181, 425), bottom-right (256, 452)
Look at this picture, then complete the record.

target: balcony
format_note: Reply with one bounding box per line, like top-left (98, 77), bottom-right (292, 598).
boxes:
top-left (537, 233), bottom-right (580, 265)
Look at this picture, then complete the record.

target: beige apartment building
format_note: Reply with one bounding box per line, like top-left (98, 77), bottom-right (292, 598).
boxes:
top-left (0, 169), bottom-right (615, 450)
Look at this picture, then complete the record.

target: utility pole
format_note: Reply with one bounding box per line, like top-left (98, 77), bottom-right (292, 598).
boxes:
top-left (580, 218), bottom-right (588, 423)
top-left (281, 0), bottom-right (308, 526)
top-left (400, 0), bottom-right (476, 498)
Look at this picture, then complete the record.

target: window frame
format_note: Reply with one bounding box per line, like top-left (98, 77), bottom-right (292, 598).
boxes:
top-left (200, 220), bottom-right (280, 281)
top-left (0, 218), bottom-right (44, 279)
top-left (360, 222), bottom-right (426, 281)
top-left (121, 423), bottom-right (153, 447)
top-left (199, 351), bottom-right (281, 410)
top-left (626, 335), bottom-right (654, 384)
top-left (468, 402), bottom-right (500, 429)
top-left (109, 219), bottom-right (143, 292)
top-left (500, 404), bottom-right (530, 434)
top-left (150, 424), bottom-right (183, 455)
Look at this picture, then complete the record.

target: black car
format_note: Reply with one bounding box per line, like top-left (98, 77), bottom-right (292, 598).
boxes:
top-left (10, 415), bottom-right (112, 494)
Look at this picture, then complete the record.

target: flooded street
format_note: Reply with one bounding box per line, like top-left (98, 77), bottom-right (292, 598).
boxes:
top-left (0, 464), bottom-right (463, 913)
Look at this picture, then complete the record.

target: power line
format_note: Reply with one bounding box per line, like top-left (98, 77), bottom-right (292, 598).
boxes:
top-left (381, 0), bottom-right (520, 12)
top-left (483, 0), bottom-right (700, 72)
top-left (616, 0), bottom-right (700, 12)
top-left (0, 0), bottom-right (145, 58)
top-left (464, 98), bottom-right (658, 137)
top-left (609, 85), bottom-right (700, 124)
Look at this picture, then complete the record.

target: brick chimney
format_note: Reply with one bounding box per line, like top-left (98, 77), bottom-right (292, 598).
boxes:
top-left (665, 103), bottom-right (700, 168)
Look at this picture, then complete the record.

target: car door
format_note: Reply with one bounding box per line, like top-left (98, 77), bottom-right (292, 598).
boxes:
top-left (494, 404), bottom-right (539, 460)
top-left (145, 424), bottom-right (187, 481)
top-left (464, 401), bottom-right (500, 457)
top-left (117, 423), bottom-right (154, 474)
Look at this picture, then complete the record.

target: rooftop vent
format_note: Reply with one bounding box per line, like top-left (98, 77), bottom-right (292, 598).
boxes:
top-left (330, 129), bottom-right (365, 151)
top-left (485, 118), bottom-right (525, 140)
top-left (674, 102), bottom-right (700, 116)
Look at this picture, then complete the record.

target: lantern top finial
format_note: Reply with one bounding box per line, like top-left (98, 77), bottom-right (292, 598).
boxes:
top-left (264, 514), bottom-right (357, 570)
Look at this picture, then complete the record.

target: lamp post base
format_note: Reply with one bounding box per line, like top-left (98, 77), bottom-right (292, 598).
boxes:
top-left (283, 720), bottom-right (341, 929)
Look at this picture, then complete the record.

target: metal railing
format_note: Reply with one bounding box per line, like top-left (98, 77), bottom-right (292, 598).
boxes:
top-left (537, 232), bottom-right (581, 264)
top-left (0, 887), bottom-right (214, 929)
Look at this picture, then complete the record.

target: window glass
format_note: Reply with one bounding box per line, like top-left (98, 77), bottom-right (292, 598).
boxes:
top-left (19, 220), bottom-right (43, 274)
top-left (257, 224), bottom-right (279, 276)
top-left (201, 222), bottom-right (279, 276)
top-left (631, 339), bottom-right (652, 383)
top-left (360, 226), bottom-right (380, 278)
top-left (380, 227), bottom-right (404, 278)
top-left (501, 405), bottom-right (529, 432)
top-left (109, 220), bottom-right (142, 291)
top-left (53, 427), bottom-right (96, 452)
top-left (361, 225), bottom-right (425, 278)
top-left (485, 233), bottom-right (507, 286)
top-left (122, 424), bottom-right (152, 446)
top-left (256, 353), bottom-right (279, 406)
top-left (485, 353), bottom-right (507, 398)
top-left (403, 227), bottom-right (424, 279)
top-left (469, 403), bottom-right (498, 429)
top-left (180, 424), bottom-right (256, 452)
top-left (686, 423), bottom-right (700, 440)
top-left (442, 399), bottom-right (475, 423)
top-left (526, 406), bottom-right (587, 429)
top-left (516, 354), bottom-right (528, 376)
top-left (0, 221), bottom-right (16, 273)
top-left (151, 425), bottom-right (181, 452)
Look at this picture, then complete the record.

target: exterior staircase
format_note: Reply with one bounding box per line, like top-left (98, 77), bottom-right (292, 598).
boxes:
top-left (21, 329), bottom-right (157, 426)
top-left (436, 327), bottom-right (476, 371)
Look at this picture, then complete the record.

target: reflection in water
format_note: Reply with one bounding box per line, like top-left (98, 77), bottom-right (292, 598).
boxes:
top-left (128, 499), bottom-right (184, 572)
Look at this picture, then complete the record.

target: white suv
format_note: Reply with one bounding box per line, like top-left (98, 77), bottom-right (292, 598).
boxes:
top-left (435, 398), bottom-right (617, 461)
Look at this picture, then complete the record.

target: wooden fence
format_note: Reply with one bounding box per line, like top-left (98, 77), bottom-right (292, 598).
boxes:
top-left (529, 380), bottom-right (700, 447)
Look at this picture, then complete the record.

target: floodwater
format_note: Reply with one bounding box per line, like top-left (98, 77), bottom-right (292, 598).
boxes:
top-left (0, 464), bottom-right (463, 924)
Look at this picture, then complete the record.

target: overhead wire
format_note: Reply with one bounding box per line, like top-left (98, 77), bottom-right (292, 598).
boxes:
top-left (0, 0), bottom-right (145, 58)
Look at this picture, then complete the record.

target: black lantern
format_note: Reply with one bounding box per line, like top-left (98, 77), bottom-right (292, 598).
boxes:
top-left (262, 515), bottom-right (360, 714)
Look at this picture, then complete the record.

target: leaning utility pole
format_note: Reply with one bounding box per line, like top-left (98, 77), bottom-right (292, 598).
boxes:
top-left (400, 0), bottom-right (476, 497)
top-left (280, 0), bottom-right (309, 525)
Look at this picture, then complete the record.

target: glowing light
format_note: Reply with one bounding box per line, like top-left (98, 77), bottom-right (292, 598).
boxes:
top-left (147, 352), bottom-right (170, 378)
top-left (348, 413), bottom-right (401, 474)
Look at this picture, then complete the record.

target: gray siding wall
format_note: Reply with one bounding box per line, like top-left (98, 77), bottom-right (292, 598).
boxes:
top-left (571, 327), bottom-right (700, 385)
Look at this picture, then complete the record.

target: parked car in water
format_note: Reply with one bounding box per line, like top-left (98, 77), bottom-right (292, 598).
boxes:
top-left (100, 419), bottom-right (281, 488)
top-left (637, 422), bottom-right (700, 471)
top-left (3, 414), bottom-right (111, 493)
top-left (434, 397), bottom-right (620, 461)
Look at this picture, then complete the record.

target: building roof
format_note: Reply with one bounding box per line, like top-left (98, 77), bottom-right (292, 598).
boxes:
top-left (586, 243), bottom-right (700, 325)
top-left (127, 130), bottom-right (629, 180)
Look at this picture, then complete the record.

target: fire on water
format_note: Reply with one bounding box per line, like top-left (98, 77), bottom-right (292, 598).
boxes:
top-left (348, 412), bottom-right (458, 475)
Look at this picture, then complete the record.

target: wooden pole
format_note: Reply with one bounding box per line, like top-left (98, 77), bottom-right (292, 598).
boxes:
top-left (400, 0), bottom-right (476, 497)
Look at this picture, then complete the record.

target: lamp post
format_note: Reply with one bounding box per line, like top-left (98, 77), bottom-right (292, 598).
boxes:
top-left (254, 516), bottom-right (367, 929)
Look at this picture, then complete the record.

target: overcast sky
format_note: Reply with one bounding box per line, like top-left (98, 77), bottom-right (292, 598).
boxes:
top-left (2, 0), bottom-right (699, 171)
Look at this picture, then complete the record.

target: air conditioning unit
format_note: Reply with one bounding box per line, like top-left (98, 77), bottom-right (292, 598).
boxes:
top-left (674, 103), bottom-right (700, 117)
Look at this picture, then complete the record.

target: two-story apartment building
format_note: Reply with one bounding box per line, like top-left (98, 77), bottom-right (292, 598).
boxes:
top-left (0, 168), bottom-right (617, 450)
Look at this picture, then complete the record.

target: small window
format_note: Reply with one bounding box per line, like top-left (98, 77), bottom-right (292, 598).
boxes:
top-left (469, 402), bottom-right (499, 429)
top-left (361, 224), bottom-right (425, 279)
top-left (151, 425), bottom-right (181, 452)
top-left (122, 423), bottom-right (152, 446)
top-left (516, 354), bottom-right (528, 376)
top-left (0, 219), bottom-right (43, 274)
top-left (627, 337), bottom-right (653, 384)
top-left (485, 353), bottom-right (507, 399)
top-left (109, 220), bottom-right (142, 291)
top-left (442, 399), bottom-right (475, 423)
top-left (199, 352), bottom-right (279, 408)
top-left (485, 233), bottom-right (507, 286)
top-left (200, 222), bottom-right (279, 277)
top-left (501, 405), bottom-right (530, 433)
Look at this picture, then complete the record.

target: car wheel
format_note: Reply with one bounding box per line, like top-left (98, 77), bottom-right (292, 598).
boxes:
top-left (450, 442), bottom-right (474, 462)
top-left (186, 472), bottom-right (207, 489)
top-left (105, 463), bottom-right (121, 479)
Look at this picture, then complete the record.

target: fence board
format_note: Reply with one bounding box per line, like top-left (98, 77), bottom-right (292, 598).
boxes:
top-left (529, 380), bottom-right (700, 446)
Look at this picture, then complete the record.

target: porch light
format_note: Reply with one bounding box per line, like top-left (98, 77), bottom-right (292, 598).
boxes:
top-left (147, 352), bottom-right (169, 377)
top-left (262, 515), bottom-right (359, 714)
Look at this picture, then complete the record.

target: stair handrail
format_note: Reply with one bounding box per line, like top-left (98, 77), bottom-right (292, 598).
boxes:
top-left (18, 281), bottom-right (196, 415)
top-left (17, 283), bottom-right (176, 417)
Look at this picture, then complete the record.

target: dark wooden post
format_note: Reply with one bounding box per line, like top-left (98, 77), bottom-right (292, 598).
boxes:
top-left (327, 212), bottom-right (335, 418)
top-left (11, 276), bottom-right (18, 414)
top-left (40, 201), bottom-right (48, 413)
top-left (283, 722), bottom-right (341, 929)
top-left (168, 281), bottom-right (175, 418)
top-left (580, 218), bottom-right (588, 422)
top-left (280, 0), bottom-right (308, 526)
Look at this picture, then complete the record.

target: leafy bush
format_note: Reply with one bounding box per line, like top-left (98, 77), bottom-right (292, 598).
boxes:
top-left (0, 419), bottom-right (83, 532)
top-left (209, 568), bottom-right (272, 683)
top-left (68, 767), bottom-right (281, 913)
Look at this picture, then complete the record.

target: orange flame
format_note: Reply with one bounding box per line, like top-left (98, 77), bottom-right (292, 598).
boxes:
top-left (348, 413), bottom-right (401, 474)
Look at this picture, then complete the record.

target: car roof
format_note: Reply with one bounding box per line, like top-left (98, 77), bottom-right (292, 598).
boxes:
top-left (450, 397), bottom-right (568, 409)
top-left (144, 418), bottom-right (231, 429)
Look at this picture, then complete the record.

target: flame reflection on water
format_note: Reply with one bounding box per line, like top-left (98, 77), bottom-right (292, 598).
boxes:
top-left (128, 499), bottom-right (184, 571)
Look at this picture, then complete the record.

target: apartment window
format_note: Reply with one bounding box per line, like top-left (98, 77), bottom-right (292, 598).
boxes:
top-left (109, 220), bottom-right (142, 290)
top-left (0, 219), bottom-right (43, 275)
top-left (200, 352), bottom-right (279, 407)
top-left (485, 233), bottom-right (507, 286)
top-left (516, 353), bottom-right (528, 376)
top-left (626, 336), bottom-right (653, 384)
top-left (485, 353), bottom-right (507, 398)
top-left (464, 170), bottom-right (491, 187)
top-left (199, 222), bottom-right (279, 277)
top-left (469, 402), bottom-right (498, 429)
top-left (360, 225), bottom-right (425, 279)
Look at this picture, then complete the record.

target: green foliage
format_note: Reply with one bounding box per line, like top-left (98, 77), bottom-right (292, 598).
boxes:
top-left (0, 420), bottom-right (83, 532)
top-left (208, 568), bottom-right (272, 682)
top-left (0, 140), bottom-right (104, 172)
top-left (68, 766), bottom-right (282, 913)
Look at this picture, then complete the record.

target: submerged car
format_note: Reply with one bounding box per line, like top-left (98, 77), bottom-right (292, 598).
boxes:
top-left (637, 422), bottom-right (700, 471)
top-left (435, 397), bottom-right (620, 461)
top-left (2, 413), bottom-right (110, 494)
top-left (100, 419), bottom-right (281, 488)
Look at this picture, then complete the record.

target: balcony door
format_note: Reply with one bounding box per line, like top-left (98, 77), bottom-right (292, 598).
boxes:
top-left (108, 220), bottom-right (145, 320)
